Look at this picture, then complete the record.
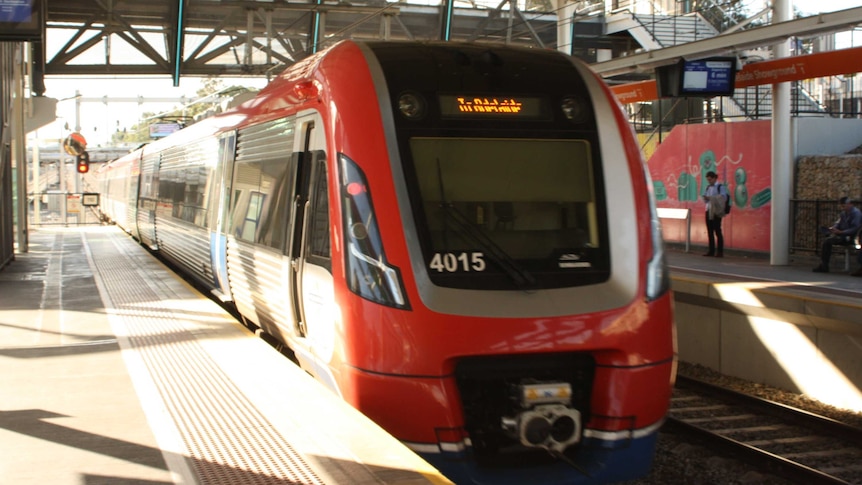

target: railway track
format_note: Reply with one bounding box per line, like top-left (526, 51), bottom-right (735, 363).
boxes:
top-left (667, 376), bottom-right (862, 485)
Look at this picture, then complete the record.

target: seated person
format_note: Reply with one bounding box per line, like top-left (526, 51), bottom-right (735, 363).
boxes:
top-left (813, 196), bottom-right (862, 273)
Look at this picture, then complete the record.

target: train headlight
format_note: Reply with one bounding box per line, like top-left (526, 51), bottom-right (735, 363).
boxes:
top-left (561, 96), bottom-right (588, 123)
top-left (644, 170), bottom-right (671, 300)
top-left (398, 92), bottom-right (426, 119)
top-left (339, 154), bottom-right (410, 309)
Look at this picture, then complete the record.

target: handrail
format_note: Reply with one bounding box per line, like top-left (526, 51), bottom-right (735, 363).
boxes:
top-left (629, 12), bottom-right (665, 48)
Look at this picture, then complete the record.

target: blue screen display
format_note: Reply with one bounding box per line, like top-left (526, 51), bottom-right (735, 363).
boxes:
top-left (680, 58), bottom-right (736, 96)
top-left (0, 0), bottom-right (32, 23)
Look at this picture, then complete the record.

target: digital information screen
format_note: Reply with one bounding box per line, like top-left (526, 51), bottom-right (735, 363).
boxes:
top-left (439, 95), bottom-right (549, 120)
top-left (0, 0), bottom-right (43, 41)
top-left (1, 0), bottom-right (31, 21)
top-left (149, 122), bottom-right (183, 139)
top-left (680, 58), bottom-right (736, 96)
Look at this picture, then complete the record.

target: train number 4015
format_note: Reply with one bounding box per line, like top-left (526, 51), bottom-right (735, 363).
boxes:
top-left (429, 252), bottom-right (486, 273)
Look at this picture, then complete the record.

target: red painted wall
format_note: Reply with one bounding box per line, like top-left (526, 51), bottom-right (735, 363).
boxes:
top-left (650, 120), bottom-right (772, 252)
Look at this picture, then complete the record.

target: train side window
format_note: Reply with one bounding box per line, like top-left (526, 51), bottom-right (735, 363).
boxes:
top-left (231, 189), bottom-right (241, 213)
top-left (229, 161), bottom-right (262, 241)
top-left (255, 159), bottom-right (290, 251)
top-left (232, 117), bottom-right (296, 245)
top-left (140, 153), bottom-right (159, 200)
top-left (239, 192), bottom-right (265, 242)
top-left (307, 155), bottom-right (330, 266)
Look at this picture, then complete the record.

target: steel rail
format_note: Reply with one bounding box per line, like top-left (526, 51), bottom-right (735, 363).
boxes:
top-left (676, 376), bottom-right (862, 447)
top-left (663, 417), bottom-right (849, 485)
top-left (667, 375), bottom-right (862, 485)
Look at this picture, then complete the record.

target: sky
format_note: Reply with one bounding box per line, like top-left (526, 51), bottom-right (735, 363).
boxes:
top-left (40, 76), bottom-right (268, 148)
top-left (35, 0), bottom-right (862, 147)
top-left (793, 0), bottom-right (861, 15)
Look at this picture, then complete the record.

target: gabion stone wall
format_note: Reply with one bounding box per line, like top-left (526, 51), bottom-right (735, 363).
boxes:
top-left (793, 152), bottom-right (862, 253)
top-left (795, 154), bottom-right (862, 201)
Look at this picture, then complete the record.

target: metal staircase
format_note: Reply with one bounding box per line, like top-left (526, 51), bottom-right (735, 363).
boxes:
top-left (728, 84), bottom-right (828, 119)
top-left (605, 9), bottom-right (828, 119)
top-left (605, 11), bottom-right (719, 49)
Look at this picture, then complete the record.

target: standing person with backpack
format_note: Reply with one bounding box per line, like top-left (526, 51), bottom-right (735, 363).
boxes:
top-left (702, 171), bottom-right (729, 257)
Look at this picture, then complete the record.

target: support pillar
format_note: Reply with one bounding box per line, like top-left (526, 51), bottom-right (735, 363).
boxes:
top-left (12, 44), bottom-right (27, 253)
top-left (771, 0), bottom-right (792, 265)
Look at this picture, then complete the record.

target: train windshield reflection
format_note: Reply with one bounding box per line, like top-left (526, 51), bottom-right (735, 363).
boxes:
top-left (408, 137), bottom-right (610, 290)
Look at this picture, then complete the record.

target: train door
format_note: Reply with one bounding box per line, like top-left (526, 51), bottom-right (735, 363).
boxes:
top-left (137, 152), bottom-right (159, 249)
top-left (288, 112), bottom-right (337, 390)
top-left (227, 118), bottom-right (296, 338)
top-left (125, 153), bottom-right (141, 240)
top-left (288, 140), bottom-right (310, 337)
top-left (209, 132), bottom-right (236, 301)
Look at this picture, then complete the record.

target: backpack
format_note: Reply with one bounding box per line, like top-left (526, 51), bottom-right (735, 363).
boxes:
top-left (717, 183), bottom-right (731, 215)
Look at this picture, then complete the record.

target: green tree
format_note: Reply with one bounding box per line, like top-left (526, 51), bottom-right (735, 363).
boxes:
top-left (692, 0), bottom-right (761, 32)
top-left (159, 78), bottom-right (257, 124)
top-left (111, 111), bottom-right (159, 145)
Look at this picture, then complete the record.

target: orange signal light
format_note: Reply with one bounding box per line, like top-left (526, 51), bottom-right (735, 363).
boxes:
top-left (76, 152), bottom-right (90, 174)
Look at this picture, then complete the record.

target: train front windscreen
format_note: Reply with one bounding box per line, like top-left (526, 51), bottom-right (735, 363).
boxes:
top-left (408, 136), bottom-right (610, 291)
top-left (365, 42), bottom-right (612, 291)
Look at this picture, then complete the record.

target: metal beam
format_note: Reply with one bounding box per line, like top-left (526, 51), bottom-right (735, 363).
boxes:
top-left (44, 0), bottom-right (556, 76)
top-left (591, 6), bottom-right (862, 77)
top-left (76, 97), bottom-right (192, 103)
top-left (173, 0), bottom-right (187, 86)
top-left (440, 0), bottom-right (453, 41)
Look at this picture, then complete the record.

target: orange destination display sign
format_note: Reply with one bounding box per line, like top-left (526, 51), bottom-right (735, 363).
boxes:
top-left (438, 94), bottom-right (550, 120)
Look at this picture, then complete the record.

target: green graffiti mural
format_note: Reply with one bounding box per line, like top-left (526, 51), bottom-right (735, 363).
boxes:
top-left (650, 121), bottom-right (775, 251)
top-left (751, 188), bottom-right (772, 208)
top-left (678, 172), bottom-right (698, 201)
top-left (653, 181), bottom-right (668, 201)
top-left (656, 141), bottom-right (771, 212)
top-left (734, 167), bottom-right (748, 208)
top-left (699, 150), bottom-right (717, 193)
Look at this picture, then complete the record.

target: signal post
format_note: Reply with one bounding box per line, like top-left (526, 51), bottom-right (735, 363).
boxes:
top-left (62, 132), bottom-right (88, 225)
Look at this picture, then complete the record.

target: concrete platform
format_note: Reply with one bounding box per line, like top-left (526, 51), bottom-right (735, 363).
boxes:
top-left (4, 224), bottom-right (860, 484)
top-left (668, 248), bottom-right (862, 413)
top-left (0, 226), bottom-right (451, 485)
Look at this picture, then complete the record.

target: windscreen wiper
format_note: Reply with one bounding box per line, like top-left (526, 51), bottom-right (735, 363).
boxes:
top-left (440, 203), bottom-right (537, 290)
top-left (435, 159), bottom-right (536, 290)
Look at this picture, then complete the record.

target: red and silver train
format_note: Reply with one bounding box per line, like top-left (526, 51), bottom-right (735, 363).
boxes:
top-left (97, 40), bottom-right (676, 484)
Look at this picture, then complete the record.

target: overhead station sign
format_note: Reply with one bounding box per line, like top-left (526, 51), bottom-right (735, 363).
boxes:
top-left (734, 46), bottom-right (862, 88)
top-left (679, 58), bottom-right (736, 96)
top-left (0, 0), bottom-right (44, 42)
top-left (149, 122), bottom-right (183, 139)
top-left (611, 46), bottom-right (862, 104)
top-left (0, 0), bottom-right (30, 21)
top-left (655, 57), bottom-right (738, 98)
